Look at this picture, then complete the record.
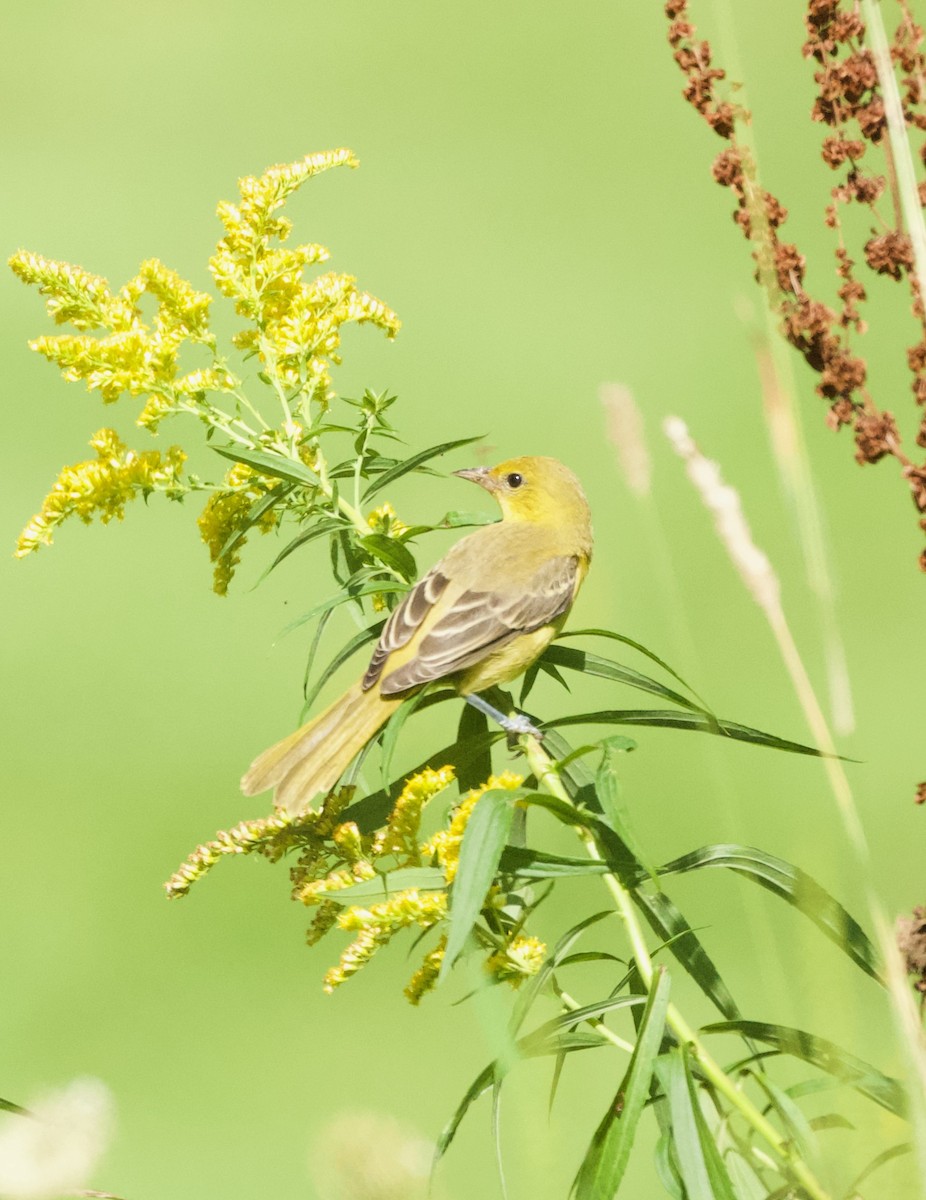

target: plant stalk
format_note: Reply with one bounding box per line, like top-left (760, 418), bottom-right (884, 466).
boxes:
top-left (522, 734), bottom-right (833, 1200)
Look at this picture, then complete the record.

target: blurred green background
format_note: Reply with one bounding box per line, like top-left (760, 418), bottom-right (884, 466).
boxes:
top-left (2, 0), bottom-right (924, 1196)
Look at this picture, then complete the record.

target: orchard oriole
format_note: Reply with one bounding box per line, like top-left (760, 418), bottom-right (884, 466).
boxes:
top-left (242, 455), bottom-right (593, 815)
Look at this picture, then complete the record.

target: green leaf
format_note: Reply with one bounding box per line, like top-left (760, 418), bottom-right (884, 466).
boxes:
top-left (325, 867), bottom-right (447, 901)
top-left (264, 516), bottom-right (345, 576)
top-left (635, 890), bottom-right (743, 1024)
top-left (401, 510), bottom-right (498, 540)
top-left (362, 434), bottom-right (485, 500)
top-left (213, 444), bottom-right (320, 488)
top-left (359, 533), bottom-right (418, 581)
top-left (379, 689), bottom-right (431, 789)
top-left (0, 1097), bottom-right (29, 1117)
top-left (657, 844), bottom-right (882, 984)
top-left (439, 788), bottom-right (522, 981)
top-left (657, 1051), bottom-right (714, 1200)
top-left (541, 644), bottom-right (709, 715)
top-left (750, 1072), bottom-right (820, 1172)
top-left (701, 1020), bottom-right (907, 1116)
top-left (455, 704), bottom-right (492, 792)
top-left (434, 1031), bottom-right (601, 1170)
top-left (520, 994), bottom-right (648, 1056)
top-left (842, 1142), bottom-right (911, 1197)
top-left (498, 846), bottom-right (610, 879)
top-left (558, 628), bottom-right (708, 707)
top-left (595, 741), bottom-right (658, 884)
top-left (279, 581), bottom-right (409, 639)
top-left (301, 620), bottom-right (385, 718)
top-left (574, 966), bottom-right (671, 1199)
top-left (657, 1049), bottom-right (737, 1200)
top-left (545, 709), bottom-right (836, 759)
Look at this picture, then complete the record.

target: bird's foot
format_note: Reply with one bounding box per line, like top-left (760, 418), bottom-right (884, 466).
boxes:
top-left (499, 712), bottom-right (544, 740)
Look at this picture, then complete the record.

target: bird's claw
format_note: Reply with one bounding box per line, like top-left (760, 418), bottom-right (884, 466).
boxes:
top-left (501, 713), bottom-right (544, 740)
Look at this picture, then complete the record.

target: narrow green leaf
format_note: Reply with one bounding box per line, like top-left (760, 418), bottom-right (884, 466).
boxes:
top-left (520, 995), bottom-right (648, 1056)
top-left (434, 1063), bottom-right (497, 1163)
top-left (595, 741), bottom-right (658, 884)
top-left (264, 516), bottom-right (345, 575)
top-left (842, 1142), bottom-right (911, 1197)
top-left (301, 620), bottom-right (385, 717)
top-left (362, 434), bottom-right (485, 500)
top-left (542, 644), bottom-right (709, 715)
top-left (701, 1020), bottom-right (907, 1116)
top-left (401, 510), bottom-right (498, 540)
top-left (574, 966), bottom-right (671, 1199)
top-left (658, 844), bottom-right (882, 984)
top-left (359, 533), bottom-right (418, 581)
top-left (0, 1097), bottom-right (29, 1117)
top-left (657, 1050), bottom-right (714, 1200)
top-left (213, 444), bottom-right (320, 487)
top-left (558, 628), bottom-right (708, 707)
top-left (546, 709), bottom-right (836, 759)
top-left (439, 789), bottom-right (521, 980)
top-left (323, 867), bottom-right (447, 901)
top-left (498, 846), bottom-right (610, 879)
top-left (279, 581), bottom-right (408, 639)
top-left (380, 690), bottom-right (431, 789)
top-left (635, 891), bottom-right (743, 1023)
top-left (750, 1072), bottom-right (821, 1172)
top-left (455, 704), bottom-right (492, 792)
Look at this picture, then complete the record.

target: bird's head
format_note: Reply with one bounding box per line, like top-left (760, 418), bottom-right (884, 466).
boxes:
top-left (454, 456), bottom-right (591, 538)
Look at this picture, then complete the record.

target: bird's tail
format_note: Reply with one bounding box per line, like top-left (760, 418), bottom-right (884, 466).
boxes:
top-left (241, 681), bottom-right (402, 816)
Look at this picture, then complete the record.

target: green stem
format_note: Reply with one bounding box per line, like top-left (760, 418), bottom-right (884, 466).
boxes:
top-left (557, 987), bottom-right (635, 1055)
top-left (521, 735), bottom-right (832, 1200)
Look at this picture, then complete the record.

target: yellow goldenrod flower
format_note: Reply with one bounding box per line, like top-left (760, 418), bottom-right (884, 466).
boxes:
top-left (295, 861), bottom-right (377, 907)
top-left (164, 811), bottom-right (294, 899)
top-left (16, 429), bottom-right (186, 558)
top-left (486, 935), bottom-right (547, 988)
top-left (423, 772), bottom-right (524, 883)
top-left (208, 152), bottom-right (399, 409)
top-left (332, 821), bottom-right (366, 864)
top-left (323, 889), bottom-right (448, 993)
top-left (404, 935), bottom-right (447, 1005)
top-left (196, 462), bottom-right (279, 595)
top-left (8, 250), bottom-right (135, 331)
top-left (373, 766), bottom-right (455, 863)
top-left (367, 501), bottom-right (409, 539)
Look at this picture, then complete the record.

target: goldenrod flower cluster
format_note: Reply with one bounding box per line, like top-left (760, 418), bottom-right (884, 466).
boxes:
top-left (486, 935), bottom-right (548, 987)
top-left (197, 462), bottom-right (279, 595)
top-left (423, 771), bottom-right (524, 883)
top-left (164, 812), bottom-right (294, 899)
top-left (9, 253), bottom-right (219, 415)
top-left (16, 429), bottom-right (186, 557)
top-left (372, 765), bottom-right (455, 863)
top-left (366, 502), bottom-right (408, 539)
top-left (323, 890), bottom-right (449, 994)
top-left (11, 150), bottom-right (403, 592)
top-left (209, 150), bottom-right (400, 403)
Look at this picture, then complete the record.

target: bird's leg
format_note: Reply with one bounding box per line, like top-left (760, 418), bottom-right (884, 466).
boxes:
top-left (464, 692), bottom-right (544, 739)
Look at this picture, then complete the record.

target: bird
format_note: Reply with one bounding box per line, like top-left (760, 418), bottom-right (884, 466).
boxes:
top-left (241, 455), bottom-right (593, 816)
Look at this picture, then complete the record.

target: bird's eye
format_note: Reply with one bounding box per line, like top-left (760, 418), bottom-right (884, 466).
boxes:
top-left (506, 472), bottom-right (524, 489)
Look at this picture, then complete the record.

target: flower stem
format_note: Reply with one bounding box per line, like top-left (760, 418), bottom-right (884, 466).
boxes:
top-left (521, 734), bottom-right (833, 1200)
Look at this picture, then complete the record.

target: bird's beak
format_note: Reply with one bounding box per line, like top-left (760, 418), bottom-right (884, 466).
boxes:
top-left (454, 466), bottom-right (496, 492)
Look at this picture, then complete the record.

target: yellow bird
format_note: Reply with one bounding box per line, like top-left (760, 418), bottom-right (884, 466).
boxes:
top-left (242, 456), bottom-right (593, 815)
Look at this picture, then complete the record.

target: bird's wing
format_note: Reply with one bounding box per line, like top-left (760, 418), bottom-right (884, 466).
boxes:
top-left (374, 554), bottom-right (580, 694)
top-left (362, 568), bottom-right (451, 690)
